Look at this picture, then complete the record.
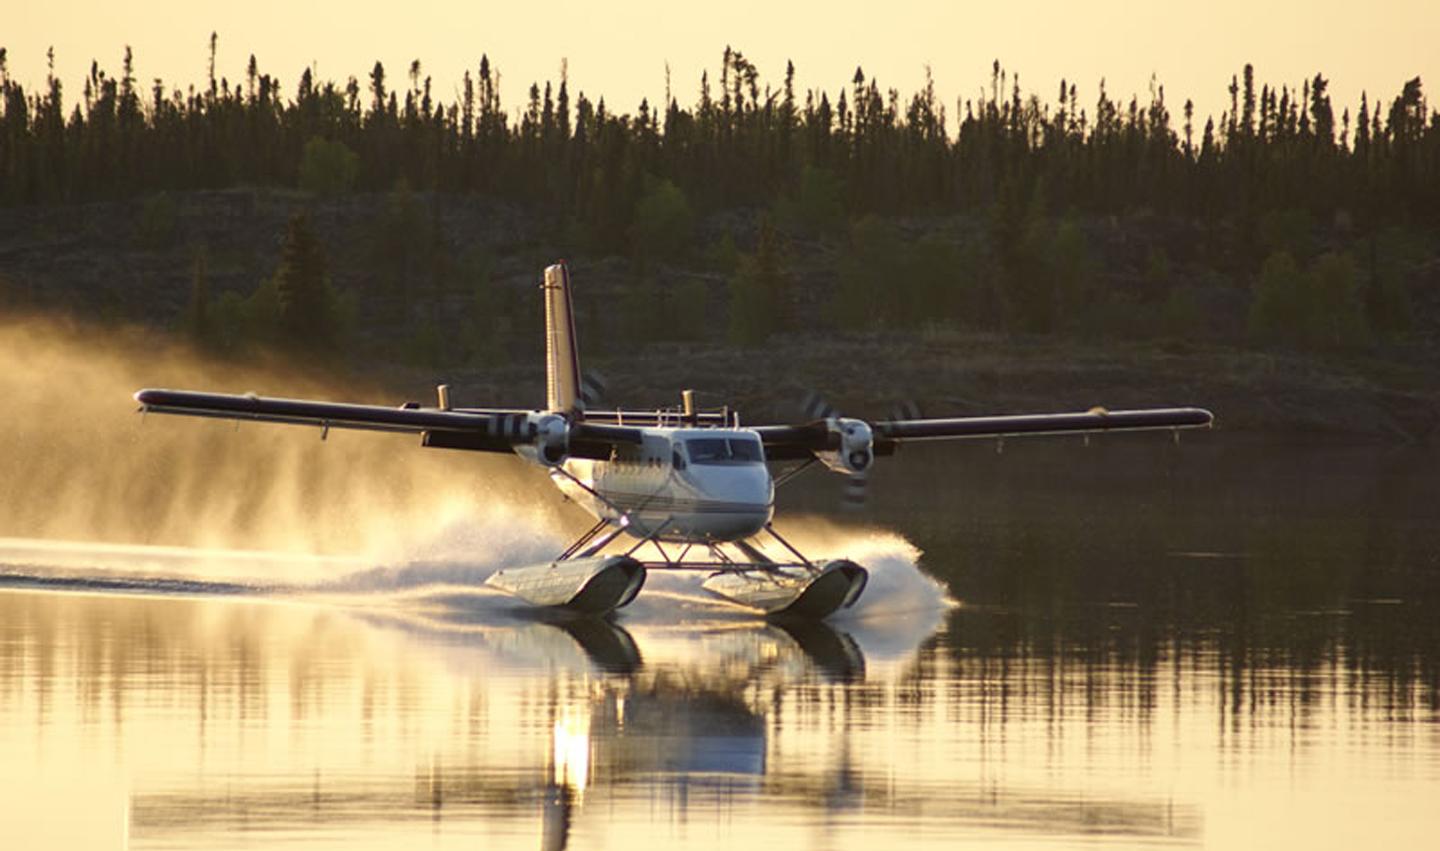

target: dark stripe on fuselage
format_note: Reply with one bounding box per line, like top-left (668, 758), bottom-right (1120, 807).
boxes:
top-left (602, 493), bottom-right (771, 514)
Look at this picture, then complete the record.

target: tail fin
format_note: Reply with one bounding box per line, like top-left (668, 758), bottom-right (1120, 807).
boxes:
top-left (543, 262), bottom-right (583, 415)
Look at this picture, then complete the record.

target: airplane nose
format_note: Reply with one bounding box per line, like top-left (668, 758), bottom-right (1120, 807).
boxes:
top-left (692, 465), bottom-right (767, 498)
top-left (732, 465), bottom-right (774, 507)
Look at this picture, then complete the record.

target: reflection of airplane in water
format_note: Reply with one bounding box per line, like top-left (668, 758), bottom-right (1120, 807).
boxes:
top-left (1, 587), bottom-right (1198, 847)
top-left (352, 588), bottom-right (874, 682)
top-left (536, 616), bottom-right (856, 850)
top-left (489, 615), bottom-right (1193, 850)
top-left (136, 262), bottom-right (1213, 620)
top-left (551, 613), bottom-right (865, 680)
top-left (542, 666), bottom-right (770, 851)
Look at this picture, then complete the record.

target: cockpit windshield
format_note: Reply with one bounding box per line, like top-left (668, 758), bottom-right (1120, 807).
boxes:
top-left (686, 437), bottom-right (764, 465)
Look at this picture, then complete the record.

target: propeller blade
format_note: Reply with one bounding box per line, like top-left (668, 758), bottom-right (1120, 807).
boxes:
top-left (578, 370), bottom-right (609, 411)
top-left (795, 390), bottom-right (872, 511)
top-left (889, 399), bottom-right (922, 422)
top-left (843, 470), bottom-right (869, 510)
top-left (880, 399), bottom-right (923, 436)
top-left (801, 390), bottom-right (840, 421)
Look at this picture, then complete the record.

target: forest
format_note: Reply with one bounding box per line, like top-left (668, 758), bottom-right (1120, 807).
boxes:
top-left (1, 39), bottom-right (1438, 366)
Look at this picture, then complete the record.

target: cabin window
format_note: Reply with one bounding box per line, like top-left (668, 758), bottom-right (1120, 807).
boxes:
top-left (686, 437), bottom-right (763, 465)
top-left (612, 444), bottom-right (644, 466)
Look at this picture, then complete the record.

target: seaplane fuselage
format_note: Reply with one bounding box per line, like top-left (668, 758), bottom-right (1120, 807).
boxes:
top-left (551, 427), bottom-right (775, 543)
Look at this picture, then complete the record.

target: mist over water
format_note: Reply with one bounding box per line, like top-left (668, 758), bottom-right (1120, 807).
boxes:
top-left (0, 519), bottom-right (950, 646)
top-left (0, 316), bottom-right (562, 558)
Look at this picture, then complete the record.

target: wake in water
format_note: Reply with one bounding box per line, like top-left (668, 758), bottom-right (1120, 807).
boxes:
top-left (0, 511), bottom-right (952, 675)
top-left (316, 514), bottom-right (952, 620)
top-left (0, 508), bottom-right (953, 608)
top-left (311, 514), bottom-right (951, 682)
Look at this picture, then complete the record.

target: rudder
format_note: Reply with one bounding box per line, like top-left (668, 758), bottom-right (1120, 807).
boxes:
top-left (543, 262), bottom-right (583, 415)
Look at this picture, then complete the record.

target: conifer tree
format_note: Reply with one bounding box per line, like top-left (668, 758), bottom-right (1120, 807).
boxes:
top-left (185, 248), bottom-right (211, 345)
top-left (1309, 74), bottom-right (1334, 146)
top-left (274, 211), bottom-right (331, 349)
top-left (728, 218), bottom-right (787, 344)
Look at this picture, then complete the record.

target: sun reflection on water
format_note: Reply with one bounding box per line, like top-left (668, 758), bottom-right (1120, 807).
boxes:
top-left (553, 707), bottom-right (593, 794)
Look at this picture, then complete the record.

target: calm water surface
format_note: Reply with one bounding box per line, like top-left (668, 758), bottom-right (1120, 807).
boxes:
top-left (2, 437), bottom-right (1438, 849)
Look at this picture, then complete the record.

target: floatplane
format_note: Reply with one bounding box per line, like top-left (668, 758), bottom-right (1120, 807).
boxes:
top-left (135, 263), bottom-right (1213, 619)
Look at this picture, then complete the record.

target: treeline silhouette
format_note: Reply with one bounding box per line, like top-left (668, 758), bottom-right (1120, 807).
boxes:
top-left (1, 41), bottom-right (1437, 359)
top-left (2, 42), bottom-right (1436, 224)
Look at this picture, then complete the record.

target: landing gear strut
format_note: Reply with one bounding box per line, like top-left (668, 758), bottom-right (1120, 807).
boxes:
top-left (486, 518), bottom-right (867, 619)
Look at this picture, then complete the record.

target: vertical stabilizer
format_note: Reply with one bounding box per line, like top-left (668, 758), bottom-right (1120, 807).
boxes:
top-left (543, 262), bottom-right (583, 415)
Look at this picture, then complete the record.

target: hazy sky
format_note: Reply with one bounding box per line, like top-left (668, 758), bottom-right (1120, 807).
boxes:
top-left (7, 0), bottom-right (1438, 130)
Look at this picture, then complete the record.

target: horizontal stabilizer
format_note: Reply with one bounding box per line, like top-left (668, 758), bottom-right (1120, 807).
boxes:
top-left (580, 409), bottom-right (734, 428)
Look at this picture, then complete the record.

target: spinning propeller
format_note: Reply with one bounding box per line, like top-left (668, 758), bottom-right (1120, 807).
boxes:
top-left (796, 391), bottom-right (923, 510)
top-left (577, 370), bottom-right (609, 412)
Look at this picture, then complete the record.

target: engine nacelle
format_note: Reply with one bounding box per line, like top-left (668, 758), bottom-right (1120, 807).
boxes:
top-left (816, 417), bottom-right (874, 475)
top-left (513, 412), bottom-right (570, 466)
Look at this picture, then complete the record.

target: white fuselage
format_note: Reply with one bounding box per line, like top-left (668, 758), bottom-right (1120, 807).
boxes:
top-left (547, 427), bottom-right (775, 542)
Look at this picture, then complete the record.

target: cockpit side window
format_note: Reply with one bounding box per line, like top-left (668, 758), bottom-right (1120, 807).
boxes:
top-left (727, 438), bottom-right (763, 462)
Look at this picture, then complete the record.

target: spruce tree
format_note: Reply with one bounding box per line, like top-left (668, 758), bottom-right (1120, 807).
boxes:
top-left (184, 248), bottom-right (211, 345)
top-left (274, 211), bottom-right (331, 349)
top-left (728, 218), bottom-right (786, 344)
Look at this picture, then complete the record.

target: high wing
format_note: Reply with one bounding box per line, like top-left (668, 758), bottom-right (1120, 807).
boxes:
top-left (873, 406), bottom-right (1214, 443)
top-left (133, 389), bottom-right (642, 458)
top-left (754, 407), bottom-right (1213, 460)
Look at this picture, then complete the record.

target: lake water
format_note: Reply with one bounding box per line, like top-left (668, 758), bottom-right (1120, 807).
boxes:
top-left (2, 435), bottom-right (1438, 849)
